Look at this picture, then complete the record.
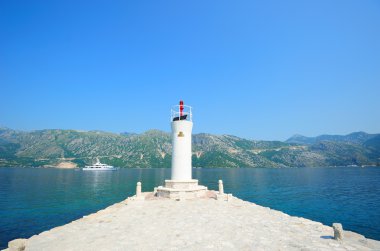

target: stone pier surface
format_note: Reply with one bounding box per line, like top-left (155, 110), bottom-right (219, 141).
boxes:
top-left (5, 192), bottom-right (380, 251)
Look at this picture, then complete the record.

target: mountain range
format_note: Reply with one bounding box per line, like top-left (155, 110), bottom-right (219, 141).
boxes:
top-left (0, 127), bottom-right (379, 168)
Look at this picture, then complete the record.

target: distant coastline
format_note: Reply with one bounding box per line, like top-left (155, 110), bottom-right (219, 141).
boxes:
top-left (0, 127), bottom-right (379, 168)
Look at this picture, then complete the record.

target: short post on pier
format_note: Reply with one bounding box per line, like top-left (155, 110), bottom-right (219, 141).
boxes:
top-left (136, 182), bottom-right (142, 197)
top-left (217, 180), bottom-right (230, 201)
top-left (333, 223), bottom-right (344, 241)
top-left (8, 238), bottom-right (26, 251)
top-left (218, 180), bottom-right (224, 195)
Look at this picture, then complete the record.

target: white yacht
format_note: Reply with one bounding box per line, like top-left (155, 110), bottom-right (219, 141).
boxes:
top-left (83, 158), bottom-right (118, 171)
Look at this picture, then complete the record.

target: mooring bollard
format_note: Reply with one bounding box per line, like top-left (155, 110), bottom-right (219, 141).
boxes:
top-left (333, 223), bottom-right (344, 241)
top-left (8, 238), bottom-right (26, 251)
top-left (218, 180), bottom-right (224, 195)
top-left (136, 182), bottom-right (142, 197)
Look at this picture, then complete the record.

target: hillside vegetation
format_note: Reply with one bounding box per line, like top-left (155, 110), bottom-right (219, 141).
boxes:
top-left (0, 128), bottom-right (379, 168)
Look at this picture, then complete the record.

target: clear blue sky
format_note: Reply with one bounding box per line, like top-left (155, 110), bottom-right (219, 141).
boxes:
top-left (1, 0), bottom-right (379, 140)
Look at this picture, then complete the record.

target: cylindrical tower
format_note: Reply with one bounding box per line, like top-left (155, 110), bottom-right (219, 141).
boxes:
top-left (170, 101), bottom-right (193, 180)
top-left (156, 101), bottom-right (206, 199)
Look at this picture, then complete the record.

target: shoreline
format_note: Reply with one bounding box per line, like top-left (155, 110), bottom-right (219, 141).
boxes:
top-left (4, 190), bottom-right (380, 251)
top-left (1, 165), bottom-right (380, 169)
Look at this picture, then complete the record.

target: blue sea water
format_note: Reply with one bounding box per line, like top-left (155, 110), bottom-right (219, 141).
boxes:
top-left (0, 167), bottom-right (379, 249)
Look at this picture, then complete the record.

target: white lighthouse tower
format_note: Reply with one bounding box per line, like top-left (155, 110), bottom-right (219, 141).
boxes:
top-left (156, 100), bottom-right (207, 199)
top-left (171, 100), bottom-right (193, 180)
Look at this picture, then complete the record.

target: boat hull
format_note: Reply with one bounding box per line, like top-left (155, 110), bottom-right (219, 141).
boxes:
top-left (82, 167), bottom-right (118, 171)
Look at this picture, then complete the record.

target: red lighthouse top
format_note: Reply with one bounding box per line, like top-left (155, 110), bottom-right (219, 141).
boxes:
top-left (179, 100), bottom-right (184, 116)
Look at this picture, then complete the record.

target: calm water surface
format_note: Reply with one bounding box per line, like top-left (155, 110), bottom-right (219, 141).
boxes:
top-left (0, 167), bottom-right (379, 248)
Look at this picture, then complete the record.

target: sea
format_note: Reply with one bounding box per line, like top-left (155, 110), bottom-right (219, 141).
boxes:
top-left (0, 166), bottom-right (379, 249)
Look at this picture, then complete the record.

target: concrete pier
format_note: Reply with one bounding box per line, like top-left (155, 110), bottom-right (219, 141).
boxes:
top-left (5, 190), bottom-right (380, 251)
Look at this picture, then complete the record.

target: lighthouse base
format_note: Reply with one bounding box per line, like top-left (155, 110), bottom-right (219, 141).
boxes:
top-left (156, 180), bottom-right (207, 200)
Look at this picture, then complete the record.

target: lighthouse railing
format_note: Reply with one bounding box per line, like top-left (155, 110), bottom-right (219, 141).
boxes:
top-left (171, 105), bottom-right (192, 122)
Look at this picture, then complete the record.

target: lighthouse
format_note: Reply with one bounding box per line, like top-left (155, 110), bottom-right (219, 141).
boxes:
top-left (156, 100), bottom-right (207, 199)
top-left (171, 100), bottom-right (193, 180)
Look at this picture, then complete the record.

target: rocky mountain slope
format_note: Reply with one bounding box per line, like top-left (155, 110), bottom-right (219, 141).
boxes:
top-left (286, 132), bottom-right (378, 145)
top-left (0, 127), bottom-right (379, 168)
